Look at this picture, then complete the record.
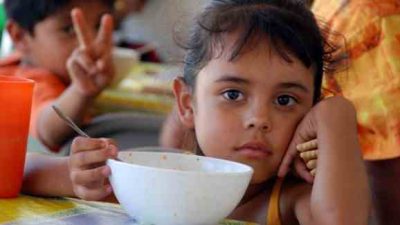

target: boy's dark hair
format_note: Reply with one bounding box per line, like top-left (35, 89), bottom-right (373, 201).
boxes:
top-left (182, 0), bottom-right (335, 103)
top-left (4, 0), bottom-right (114, 34)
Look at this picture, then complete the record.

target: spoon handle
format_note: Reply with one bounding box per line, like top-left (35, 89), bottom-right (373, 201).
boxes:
top-left (52, 105), bottom-right (90, 138)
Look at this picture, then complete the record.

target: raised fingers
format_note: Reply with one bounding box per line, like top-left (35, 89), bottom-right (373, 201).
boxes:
top-left (96, 14), bottom-right (114, 52)
top-left (69, 49), bottom-right (97, 75)
top-left (71, 8), bottom-right (94, 50)
top-left (67, 55), bottom-right (87, 81)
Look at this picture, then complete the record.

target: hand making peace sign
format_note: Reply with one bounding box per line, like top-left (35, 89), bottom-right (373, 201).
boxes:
top-left (67, 8), bottom-right (115, 98)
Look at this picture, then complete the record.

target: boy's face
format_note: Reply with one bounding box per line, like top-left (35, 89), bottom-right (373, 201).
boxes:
top-left (182, 34), bottom-right (315, 184)
top-left (22, 0), bottom-right (111, 82)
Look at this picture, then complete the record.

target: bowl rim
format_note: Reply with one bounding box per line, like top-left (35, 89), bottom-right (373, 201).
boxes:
top-left (107, 150), bottom-right (254, 176)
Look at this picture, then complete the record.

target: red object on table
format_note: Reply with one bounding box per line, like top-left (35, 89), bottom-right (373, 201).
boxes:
top-left (0, 75), bottom-right (34, 198)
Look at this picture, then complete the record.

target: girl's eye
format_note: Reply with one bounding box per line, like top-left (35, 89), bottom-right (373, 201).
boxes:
top-left (222, 90), bottom-right (244, 101)
top-left (275, 95), bottom-right (297, 106)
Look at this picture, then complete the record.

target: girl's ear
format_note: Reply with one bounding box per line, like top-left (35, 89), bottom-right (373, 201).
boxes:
top-left (6, 20), bottom-right (30, 53)
top-left (173, 77), bottom-right (195, 129)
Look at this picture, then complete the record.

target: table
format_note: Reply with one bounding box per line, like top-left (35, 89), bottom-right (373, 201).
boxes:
top-left (0, 195), bottom-right (258, 225)
top-left (93, 62), bottom-right (177, 116)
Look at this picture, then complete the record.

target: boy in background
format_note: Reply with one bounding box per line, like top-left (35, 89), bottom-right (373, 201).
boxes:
top-left (0, 0), bottom-right (115, 151)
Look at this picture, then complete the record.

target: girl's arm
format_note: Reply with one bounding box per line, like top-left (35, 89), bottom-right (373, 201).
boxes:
top-left (292, 97), bottom-right (370, 225)
top-left (22, 153), bottom-right (75, 197)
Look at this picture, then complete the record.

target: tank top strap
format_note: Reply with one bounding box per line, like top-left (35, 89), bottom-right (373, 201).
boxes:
top-left (266, 178), bottom-right (284, 225)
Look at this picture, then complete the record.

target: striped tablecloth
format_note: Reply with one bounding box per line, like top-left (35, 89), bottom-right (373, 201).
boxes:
top-left (0, 195), bottom-right (257, 225)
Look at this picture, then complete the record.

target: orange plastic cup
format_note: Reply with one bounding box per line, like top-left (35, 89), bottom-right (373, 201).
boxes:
top-left (0, 75), bottom-right (34, 198)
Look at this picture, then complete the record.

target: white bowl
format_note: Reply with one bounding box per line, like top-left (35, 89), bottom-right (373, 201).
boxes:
top-left (111, 47), bottom-right (139, 87)
top-left (107, 149), bottom-right (253, 225)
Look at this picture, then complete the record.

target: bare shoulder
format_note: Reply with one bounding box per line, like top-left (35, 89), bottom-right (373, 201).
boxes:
top-left (280, 176), bottom-right (312, 225)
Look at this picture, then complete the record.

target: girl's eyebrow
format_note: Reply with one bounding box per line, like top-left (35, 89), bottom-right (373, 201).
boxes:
top-left (214, 75), bottom-right (310, 93)
top-left (215, 74), bottom-right (250, 84)
top-left (277, 82), bottom-right (310, 93)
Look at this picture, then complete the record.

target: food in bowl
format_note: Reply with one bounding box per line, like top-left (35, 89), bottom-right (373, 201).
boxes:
top-left (107, 149), bottom-right (253, 225)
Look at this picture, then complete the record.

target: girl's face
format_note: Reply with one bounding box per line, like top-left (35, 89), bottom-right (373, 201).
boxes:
top-left (176, 34), bottom-right (315, 184)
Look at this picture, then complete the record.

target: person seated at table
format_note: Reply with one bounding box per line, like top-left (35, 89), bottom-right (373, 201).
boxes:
top-left (22, 1), bottom-right (371, 224)
top-left (312, 1), bottom-right (400, 224)
top-left (0, 0), bottom-right (115, 152)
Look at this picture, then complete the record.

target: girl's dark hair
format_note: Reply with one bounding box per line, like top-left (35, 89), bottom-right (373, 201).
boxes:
top-left (182, 0), bottom-right (335, 103)
top-left (4, 0), bottom-right (114, 34)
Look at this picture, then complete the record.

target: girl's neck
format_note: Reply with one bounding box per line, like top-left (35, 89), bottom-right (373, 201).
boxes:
top-left (239, 177), bottom-right (276, 206)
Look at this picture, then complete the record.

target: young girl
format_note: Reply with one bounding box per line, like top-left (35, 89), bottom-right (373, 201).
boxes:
top-left (22, 0), bottom-right (370, 224)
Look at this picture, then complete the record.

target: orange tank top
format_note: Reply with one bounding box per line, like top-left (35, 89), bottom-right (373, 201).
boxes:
top-left (266, 178), bottom-right (284, 225)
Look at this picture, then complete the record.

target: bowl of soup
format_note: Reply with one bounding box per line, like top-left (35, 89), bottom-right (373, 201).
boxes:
top-left (107, 148), bottom-right (253, 225)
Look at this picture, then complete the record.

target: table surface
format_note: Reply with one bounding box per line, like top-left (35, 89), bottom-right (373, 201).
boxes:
top-left (0, 195), bottom-right (258, 225)
top-left (94, 62), bottom-right (176, 116)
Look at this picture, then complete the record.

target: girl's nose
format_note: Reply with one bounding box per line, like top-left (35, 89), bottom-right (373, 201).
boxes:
top-left (244, 106), bottom-right (272, 132)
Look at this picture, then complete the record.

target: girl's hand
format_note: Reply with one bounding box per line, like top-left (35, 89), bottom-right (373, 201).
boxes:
top-left (297, 139), bottom-right (318, 177)
top-left (67, 8), bottom-right (115, 98)
top-left (277, 103), bottom-right (323, 183)
top-left (278, 97), bottom-right (356, 183)
top-left (288, 97), bottom-right (368, 225)
top-left (69, 137), bottom-right (117, 200)
top-left (278, 138), bottom-right (317, 183)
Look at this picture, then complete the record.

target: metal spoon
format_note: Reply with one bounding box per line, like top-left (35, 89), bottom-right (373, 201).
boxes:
top-left (52, 105), bottom-right (122, 161)
top-left (52, 105), bottom-right (90, 138)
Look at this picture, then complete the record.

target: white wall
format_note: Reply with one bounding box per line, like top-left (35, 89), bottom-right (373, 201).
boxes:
top-left (118, 0), bottom-right (210, 63)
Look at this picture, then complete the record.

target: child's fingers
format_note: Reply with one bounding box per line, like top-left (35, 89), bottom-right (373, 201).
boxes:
top-left (296, 139), bottom-right (318, 152)
top-left (99, 138), bottom-right (119, 160)
top-left (101, 138), bottom-right (118, 149)
top-left (97, 55), bottom-right (114, 75)
top-left (277, 144), bottom-right (299, 177)
top-left (70, 137), bottom-right (106, 154)
top-left (71, 8), bottom-right (93, 50)
top-left (70, 165), bottom-right (111, 186)
top-left (300, 150), bottom-right (318, 161)
top-left (73, 50), bottom-right (97, 75)
top-left (278, 119), bottom-right (316, 177)
top-left (95, 14), bottom-right (114, 52)
top-left (293, 158), bottom-right (314, 183)
top-left (74, 184), bottom-right (113, 201)
top-left (70, 146), bottom-right (117, 169)
top-left (306, 159), bottom-right (317, 170)
top-left (96, 57), bottom-right (108, 72)
top-left (310, 168), bottom-right (316, 177)
top-left (67, 57), bottom-right (88, 80)
top-left (93, 55), bottom-right (114, 86)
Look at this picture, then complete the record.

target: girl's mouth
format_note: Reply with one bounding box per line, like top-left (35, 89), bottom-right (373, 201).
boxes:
top-left (235, 142), bottom-right (272, 159)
